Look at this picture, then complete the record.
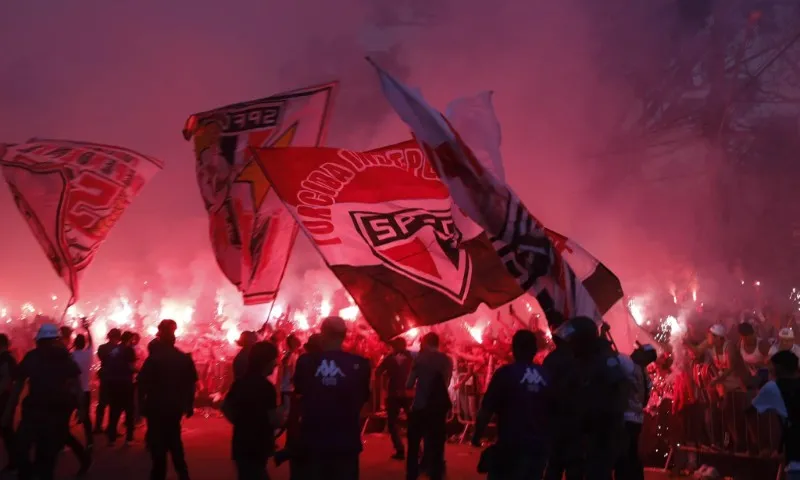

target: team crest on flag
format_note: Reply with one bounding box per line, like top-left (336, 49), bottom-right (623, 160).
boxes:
top-left (350, 207), bottom-right (472, 304)
top-left (249, 140), bottom-right (522, 339)
top-left (183, 83), bottom-right (337, 305)
top-left (0, 139), bottom-right (164, 305)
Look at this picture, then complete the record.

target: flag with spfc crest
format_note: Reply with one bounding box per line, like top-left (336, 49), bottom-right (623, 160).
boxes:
top-left (371, 61), bottom-right (623, 324)
top-left (250, 140), bottom-right (523, 339)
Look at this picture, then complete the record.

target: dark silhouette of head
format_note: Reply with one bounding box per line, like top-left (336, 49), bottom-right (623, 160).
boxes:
top-left (511, 329), bottom-right (538, 363)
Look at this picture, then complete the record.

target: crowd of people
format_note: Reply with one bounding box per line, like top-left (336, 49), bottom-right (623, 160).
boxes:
top-left (0, 307), bottom-right (797, 480)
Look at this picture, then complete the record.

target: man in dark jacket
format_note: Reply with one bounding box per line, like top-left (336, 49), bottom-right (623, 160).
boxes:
top-left (472, 330), bottom-right (552, 479)
top-left (2, 324), bottom-right (87, 480)
top-left (376, 337), bottom-right (414, 460)
top-left (293, 316), bottom-right (371, 480)
top-left (94, 328), bottom-right (121, 433)
top-left (138, 320), bottom-right (198, 480)
top-left (406, 333), bottom-right (453, 480)
top-left (223, 341), bottom-right (286, 480)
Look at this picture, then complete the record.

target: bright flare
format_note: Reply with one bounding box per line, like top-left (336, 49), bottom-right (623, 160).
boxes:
top-left (319, 300), bottom-right (332, 317)
top-left (294, 312), bottom-right (310, 331)
top-left (469, 325), bottom-right (484, 344)
top-left (627, 298), bottom-right (646, 326)
top-left (339, 305), bottom-right (359, 321)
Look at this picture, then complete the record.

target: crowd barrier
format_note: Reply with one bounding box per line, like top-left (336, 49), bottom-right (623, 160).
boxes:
top-left (643, 396), bottom-right (785, 479)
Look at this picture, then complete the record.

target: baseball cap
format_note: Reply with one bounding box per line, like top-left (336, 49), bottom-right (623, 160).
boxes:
top-left (779, 328), bottom-right (795, 340)
top-left (36, 323), bottom-right (60, 341)
top-left (709, 324), bottom-right (726, 337)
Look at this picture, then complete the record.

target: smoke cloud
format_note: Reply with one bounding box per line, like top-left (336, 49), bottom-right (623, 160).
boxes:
top-left (0, 0), bottom-right (788, 321)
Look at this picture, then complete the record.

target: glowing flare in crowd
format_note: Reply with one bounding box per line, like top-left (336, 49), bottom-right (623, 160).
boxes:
top-left (319, 299), bottom-right (332, 317)
top-left (627, 298), bottom-right (646, 326)
top-left (405, 327), bottom-right (419, 339)
top-left (159, 300), bottom-right (194, 335)
top-left (108, 297), bottom-right (134, 326)
top-left (665, 315), bottom-right (684, 334)
top-left (468, 325), bottom-right (484, 344)
top-left (293, 312), bottom-right (310, 331)
top-left (339, 305), bottom-right (359, 321)
top-left (269, 303), bottom-right (284, 319)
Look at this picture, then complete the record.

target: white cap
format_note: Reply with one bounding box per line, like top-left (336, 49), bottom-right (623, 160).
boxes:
top-left (709, 324), bottom-right (726, 337)
top-left (779, 328), bottom-right (795, 340)
top-left (35, 323), bottom-right (60, 341)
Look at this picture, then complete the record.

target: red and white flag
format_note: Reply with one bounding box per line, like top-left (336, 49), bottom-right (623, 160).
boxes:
top-left (372, 61), bottom-right (623, 323)
top-left (0, 139), bottom-right (164, 305)
top-left (250, 140), bottom-right (522, 339)
top-left (182, 83), bottom-right (337, 305)
top-left (445, 91), bottom-right (623, 316)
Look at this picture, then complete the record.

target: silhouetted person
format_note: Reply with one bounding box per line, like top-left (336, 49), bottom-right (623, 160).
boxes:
top-left (94, 328), bottom-right (121, 433)
top-left (406, 333), bottom-right (453, 480)
top-left (233, 331), bottom-right (258, 381)
top-left (752, 350), bottom-right (800, 479)
top-left (3, 324), bottom-right (89, 480)
top-left (106, 331), bottom-right (137, 445)
top-left (72, 326), bottom-right (94, 450)
top-left (138, 320), bottom-right (198, 480)
top-left (293, 317), bottom-right (370, 480)
top-left (0, 334), bottom-right (17, 473)
top-left (223, 341), bottom-right (286, 480)
top-left (472, 329), bottom-right (552, 479)
top-left (543, 312), bottom-right (584, 480)
top-left (376, 337), bottom-right (414, 460)
top-left (568, 316), bottom-right (630, 480)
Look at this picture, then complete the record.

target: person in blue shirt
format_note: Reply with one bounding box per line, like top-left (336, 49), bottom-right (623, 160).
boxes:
top-left (472, 329), bottom-right (552, 479)
top-left (293, 316), bottom-right (370, 480)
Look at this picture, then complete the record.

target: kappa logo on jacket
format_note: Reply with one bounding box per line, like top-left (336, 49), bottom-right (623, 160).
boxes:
top-left (315, 359), bottom-right (345, 386)
top-left (520, 367), bottom-right (546, 392)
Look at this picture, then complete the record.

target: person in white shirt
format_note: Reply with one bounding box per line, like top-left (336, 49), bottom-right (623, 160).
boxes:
top-left (71, 330), bottom-right (94, 449)
top-left (769, 329), bottom-right (800, 359)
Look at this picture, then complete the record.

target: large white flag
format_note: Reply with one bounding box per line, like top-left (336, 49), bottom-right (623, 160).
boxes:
top-left (371, 60), bottom-right (621, 322)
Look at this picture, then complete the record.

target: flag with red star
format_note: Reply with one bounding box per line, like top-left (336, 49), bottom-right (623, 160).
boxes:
top-left (183, 83), bottom-right (337, 305)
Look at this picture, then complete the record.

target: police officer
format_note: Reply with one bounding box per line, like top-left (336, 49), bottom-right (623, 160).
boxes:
top-left (375, 337), bottom-right (414, 460)
top-left (2, 323), bottom-right (88, 480)
top-left (471, 329), bottom-right (552, 479)
top-left (293, 316), bottom-right (370, 480)
top-left (138, 320), bottom-right (198, 480)
top-left (567, 316), bottom-right (630, 480)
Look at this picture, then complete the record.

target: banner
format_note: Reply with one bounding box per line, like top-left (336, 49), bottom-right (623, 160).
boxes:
top-left (372, 61), bottom-right (623, 323)
top-left (182, 83), bottom-right (337, 305)
top-left (250, 140), bottom-right (523, 339)
top-left (444, 92), bottom-right (623, 316)
top-left (0, 139), bottom-right (164, 305)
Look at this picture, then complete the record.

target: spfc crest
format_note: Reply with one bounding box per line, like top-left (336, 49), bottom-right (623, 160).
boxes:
top-left (350, 208), bottom-right (472, 304)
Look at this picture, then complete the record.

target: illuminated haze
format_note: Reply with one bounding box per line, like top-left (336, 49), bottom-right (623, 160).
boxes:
top-left (0, 0), bottom-right (787, 314)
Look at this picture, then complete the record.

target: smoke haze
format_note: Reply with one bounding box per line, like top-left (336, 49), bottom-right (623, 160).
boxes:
top-left (0, 0), bottom-right (788, 317)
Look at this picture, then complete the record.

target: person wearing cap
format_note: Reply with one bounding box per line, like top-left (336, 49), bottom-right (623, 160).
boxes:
top-left (704, 323), bottom-right (750, 452)
top-left (2, 323), bottom-right (90, 479)
top-left (138, 320), bottom-right (197, 480)
top-left (770, 329), bottom-right (800, 359)
top-left (94, 328), bottom-right (122, 434)
top-left (233, 331), bottom-right (258, 382)
top-left (292, 316), bottom-right (370, 479)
